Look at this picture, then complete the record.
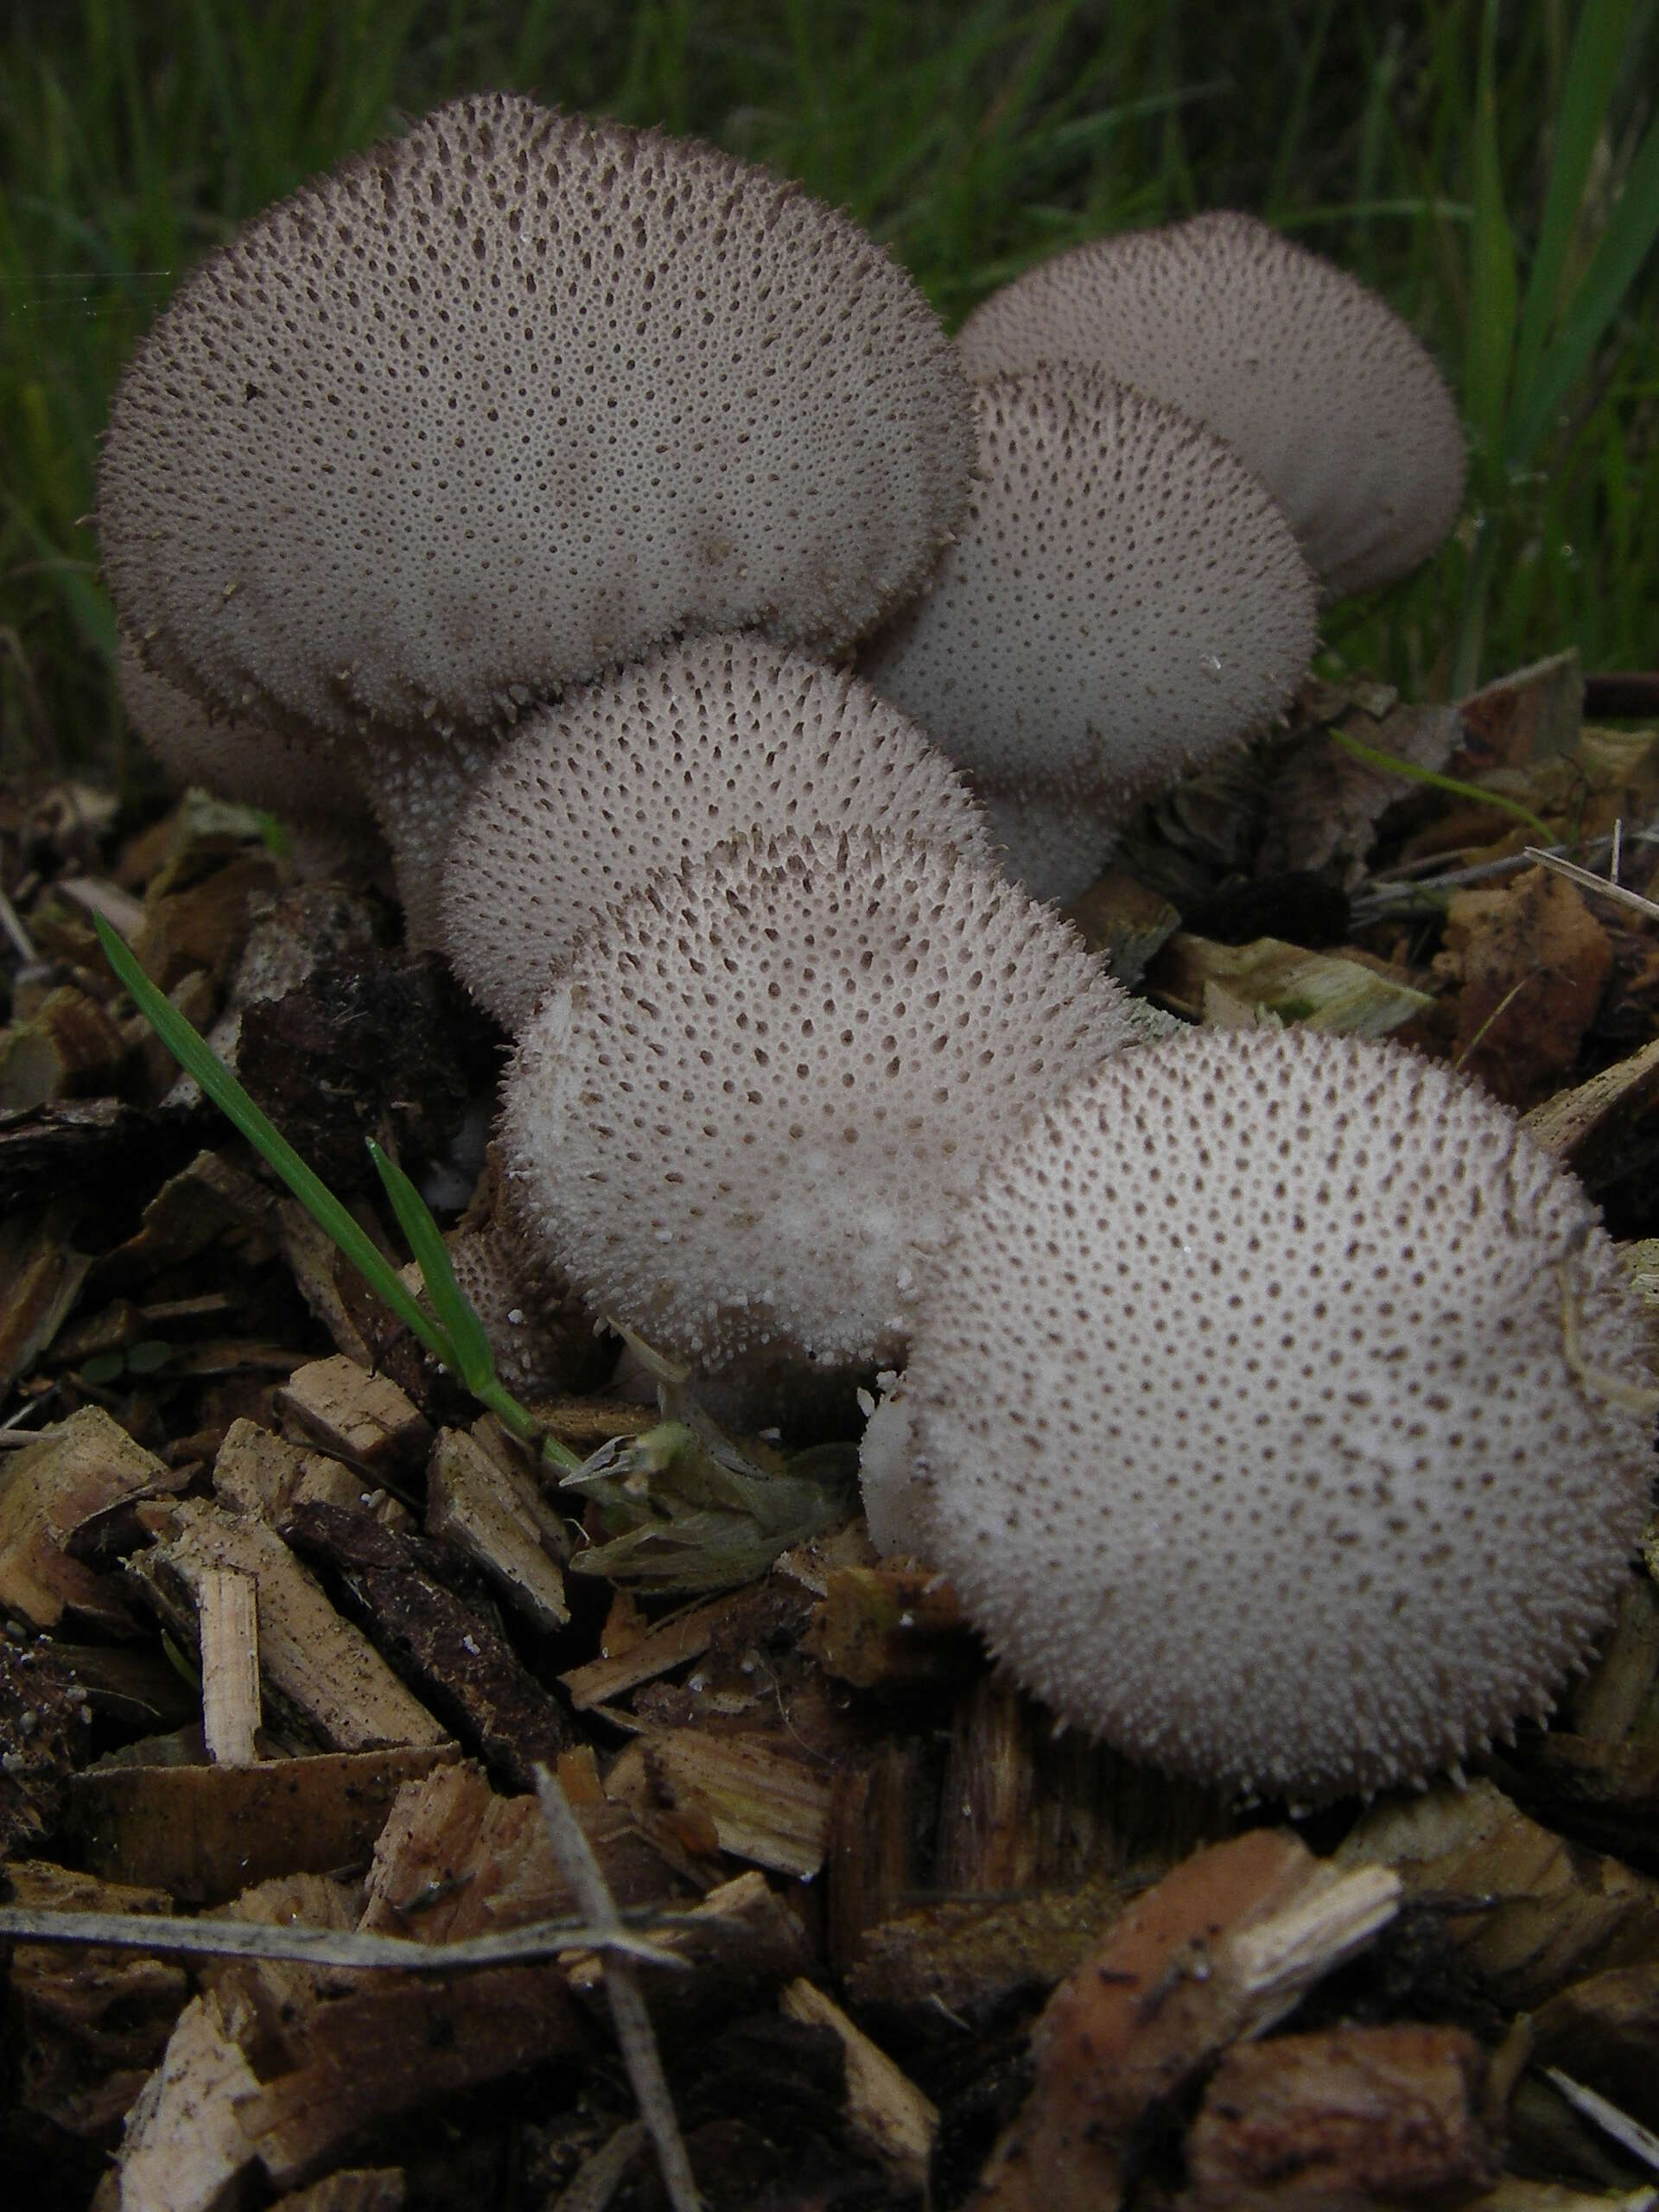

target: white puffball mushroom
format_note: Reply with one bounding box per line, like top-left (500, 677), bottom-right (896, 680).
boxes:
top-left (98, 92), bottom-right (974, 747)
top-left (880, 1024), bottom-right (1655, 1804)
top-left (956, 210), bottom-right (1466, 600)
top-left (498, 825), bottom-right (1142, 1391)
top-left (439, 633), bottom-right (995, 1033)
top-left (117, 630), bottom-right (385, 881)
top-left (859, 365), bottom-right (1318, 904)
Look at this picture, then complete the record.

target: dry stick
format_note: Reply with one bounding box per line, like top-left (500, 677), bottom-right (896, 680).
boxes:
top-left (534, 1763), bottom-right (702, 2212)
top-left (1522, 844), bottom-right (1659, 924)
top-left (0, 1905), bottom-right (685, 1974)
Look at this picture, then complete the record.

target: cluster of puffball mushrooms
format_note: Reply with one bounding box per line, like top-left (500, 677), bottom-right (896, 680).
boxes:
top-left (99, 93), bottom-right (1655, 1806)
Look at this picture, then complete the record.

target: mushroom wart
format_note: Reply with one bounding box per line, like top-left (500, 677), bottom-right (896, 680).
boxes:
top-left (439, 633), bottom-right (994, 1033)
top-left (869, 1025), bottom-right (1655, 1803)
top-left (98, 92), bottom-right (975, 746)
top-left (956, 211), bottom-right (1465, 599)
top-left (498, 826), bottom-right (1142, 1390)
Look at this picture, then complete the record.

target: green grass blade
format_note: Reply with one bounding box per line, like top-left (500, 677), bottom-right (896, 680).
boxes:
top-left (1510, 0), bottom-right (1635, 410)
top-left (366, 1135), bottom-right (498, 1397)
top-left (1326, 723), bottom-right (1555, 841)
top-left (1465, 0), bottom-right (1518, 486)
top-left (1506, 115), bottom-right (1659, 467)
top-left (92, 908), bottom-right (460, 1371)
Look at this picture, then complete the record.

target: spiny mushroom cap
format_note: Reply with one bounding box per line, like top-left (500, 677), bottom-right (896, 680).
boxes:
top-left (956, 212), bottom-right (1466, 599)
top-left (887, 1024), bottom-right (1654, 1804)
top-left (99, 92), bottom-right (975, 745)
top-left (859, 365), bottom-right (1317, 844)
top-left (499, 825), bottom-right (1141, 1382)
top-left (440, 632), bottom-right (995, 1033)
top-left (118, 630), bottom-right (372, 829)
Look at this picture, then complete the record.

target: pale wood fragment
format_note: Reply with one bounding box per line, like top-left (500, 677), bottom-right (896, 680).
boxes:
top-left (0, 1402), bottom-right (177, 1631)
top-left (199, 1565), bottom-right (261, 1766)
top-left (560, 1594), bottom-right (727, 1710)
top-left (114, 1991), bottom-right (263, 2212)
top-left (974, 1829), bottom-right (1400, 2212)
top-left (128, 1497), bottom-right (447, 1751)
top-left (212, 1417), bottom-right (315, 1519)
top-left (425, 1424), bottom-right (569, 1632)
top-left (276, 1354), bottom-right (432, 1472)
top-left (781, 1977), bottom-right (938, 2194)
top-left (642, 1729), bottom-right (836, 1879)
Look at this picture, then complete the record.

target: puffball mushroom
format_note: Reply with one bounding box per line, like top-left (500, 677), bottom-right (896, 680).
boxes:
top-left (117, 631), bottom-right (386, 881)
top-left (98, 92), bottom-right (975, 748)
top-left (439, 632), bottom-right (995, 1033)
top-left (859, 364), bottom-right (1318, 905)
top-left (498, 825), bottom-right (1141, 1395)
top-left (956, 211), bottom-right (1466, 600)
top-left (868, 1024), bottom-right (1655, 1804)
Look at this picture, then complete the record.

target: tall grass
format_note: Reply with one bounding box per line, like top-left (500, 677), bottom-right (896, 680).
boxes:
top-left (2, 0), bottom-right (1656, 779)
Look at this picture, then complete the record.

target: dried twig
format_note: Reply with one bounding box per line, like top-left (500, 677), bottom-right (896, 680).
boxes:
top-left (536, 1763), bottom-right (702, 2212)
top-left (0, 1903), bottom-right (688, 1974)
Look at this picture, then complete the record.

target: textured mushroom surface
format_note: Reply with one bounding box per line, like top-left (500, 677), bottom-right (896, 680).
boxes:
top-left (859, 365), bottom-right (1316, 899)
top-left (882, 1025), bottom-right (1654, 1803)
top-left (99, 92), bottom-right (975, 743)
top-left (441, 633), bottom-right (995, 1032)
top-left (499, 826), bottom-right (1141, 1385)
top-left (956, 212), bottom-right (1465, 598)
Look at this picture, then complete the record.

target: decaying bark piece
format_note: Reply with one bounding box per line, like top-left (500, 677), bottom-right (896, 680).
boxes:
top-left (0, 1199), bottom-right (92, 1394)
top-left (804, 1561), bottom-right (974, 1688)
top-left (1434, 866), bottom-right (1613, 1109)
top-left (0, 1404), bottom-right (181, 1633)
top-left (3, 1860), bottom-right (188, 2141)
top-left (278, 1500), bottom-right (575, 1788)
top-left (781, 1976), bottom-right (939, 2194)
top-left (127, 1497), bottom-right (448, 1751)
top-left (972, 1828), bottom-right (1401, 2212)
top-left (1338, 1778), bottom-right (1659, 2011)
top-left (1179, 2024), bottom-right (1499, 2210)
top-left (66, 1745), bottom-right (460, 1903)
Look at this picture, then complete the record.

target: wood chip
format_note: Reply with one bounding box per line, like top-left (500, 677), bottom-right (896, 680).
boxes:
top-left (1182, 2023), bottom-right (1498, 2210)
top-left (276, 1355), bottom-right (433, 1474)
top-left (803, 1562), bottom-right (972, 1688)
top-left (199, 1564), bottom-right (261, 1766)
top-left (974, 1828), bottom-right (1401, 2212)
top-left (128, 1497), bottom-right (448, 1751)
top-left (0, 1403), bottom-right (178, 1633)
top-left (1338, 1777), bottom-right (1659, 2010)
top-left (425, 1424), bottom-right (569, 1633)
top-left (641, 1730), bottom-right (836, 1880)
top-left (65, 1745), bottom-right (460, 1903)
top-left (1147, 931), bottom-right (1433, 1036)
top-left (278, 1500), bottom-right (575, 1788)
top-left (781, 1977), bottom-right (938, 2193)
